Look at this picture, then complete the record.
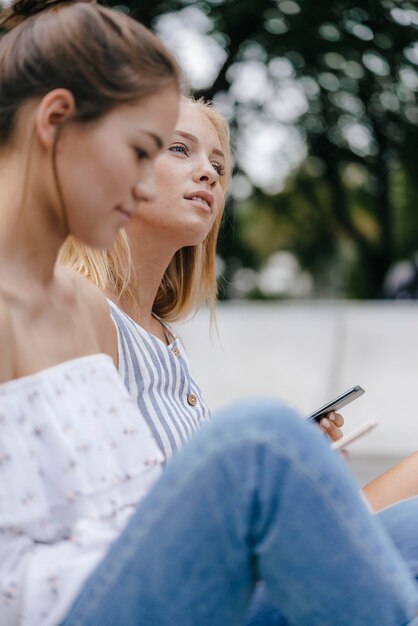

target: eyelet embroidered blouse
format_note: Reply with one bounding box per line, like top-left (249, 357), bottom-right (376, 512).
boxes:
top-left (0, 354), bottom-right (163, 626)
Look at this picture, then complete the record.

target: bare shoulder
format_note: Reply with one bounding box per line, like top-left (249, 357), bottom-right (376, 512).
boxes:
top-left (57, 265), bottom-right (110, 321)
top-left (57, 265), bottom-right (117, 360)
top-left (60, 265), bottom-right (106, 306)
top-left (0, 293), bottom-right (15, 381)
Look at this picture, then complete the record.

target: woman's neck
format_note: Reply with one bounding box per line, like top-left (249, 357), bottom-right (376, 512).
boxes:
top-left (0, 159), bottom-right (64, 287)
top-left (112, 238), bottom-right (175, 342)
top-left (114, 287), bottom-right (169, 345)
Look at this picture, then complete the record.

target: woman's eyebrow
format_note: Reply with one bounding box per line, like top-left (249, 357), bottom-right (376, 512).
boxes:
top-left (212, 148), bottom-right (225, 160)
top-left (146, 131), bottom-right (164, 149)
top-left (137, 129), bottom-right (164, 149)
top-left (174, 129), bottom-right (225, 160)
top-left (175, 129), bottom-right (198, 144)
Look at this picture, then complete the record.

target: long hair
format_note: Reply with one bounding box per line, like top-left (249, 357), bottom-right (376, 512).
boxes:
top-left (58, 97), bottom-right (231, 322)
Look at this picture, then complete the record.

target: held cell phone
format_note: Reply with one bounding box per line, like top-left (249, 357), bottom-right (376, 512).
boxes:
top-left (306, 385), bottom-right (365, 423)
top-left (331, 419), bottom-right (378, 450)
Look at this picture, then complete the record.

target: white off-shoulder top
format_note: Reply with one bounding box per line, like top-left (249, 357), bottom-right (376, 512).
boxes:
top-left (0, 354), bottom-right (163, 626)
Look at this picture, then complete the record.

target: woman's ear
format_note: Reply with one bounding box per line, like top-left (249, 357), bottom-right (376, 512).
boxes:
top-left (35, 89), bottom-right (76, 149)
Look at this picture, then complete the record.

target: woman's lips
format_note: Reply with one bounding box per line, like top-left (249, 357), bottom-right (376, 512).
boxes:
top-left (116, 205), bottom-right (134, 223)
top-left (184, 190), bottom-right (214, 212)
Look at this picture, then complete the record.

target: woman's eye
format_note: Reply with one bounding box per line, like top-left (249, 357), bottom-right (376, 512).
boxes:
top-left (134, 147), bottom-right (148, 161)
top-left (212, 162), bottom-right (225, 177)
top-left (169, 143), bottom-right (188, 155)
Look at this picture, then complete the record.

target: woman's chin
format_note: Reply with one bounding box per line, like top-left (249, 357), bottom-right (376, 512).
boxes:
top-left (73, 230), bottom-right (118, 251)
top-left (177, 225), bottom-right (213, 248)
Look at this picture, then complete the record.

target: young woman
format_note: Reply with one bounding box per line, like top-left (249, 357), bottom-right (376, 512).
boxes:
top-left (59, 94), bottom-right (418, 623)
top-left (1, 2), bottom-right (418, 626)
top-left (0, 0), bottom-right (181, 622)
top-left (61, 96), bottom-right (418, 513)
top-left (59, 95), bottom-right (345, 458)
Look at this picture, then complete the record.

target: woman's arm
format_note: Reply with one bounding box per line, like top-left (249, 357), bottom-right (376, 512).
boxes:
top-left (363, 451), bottom-right (418, 512)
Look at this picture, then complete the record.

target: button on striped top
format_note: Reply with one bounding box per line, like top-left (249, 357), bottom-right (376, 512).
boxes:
top-left (187, 393), bottom-right (197, 406)
top-left (109, 301), bottom-right (211, 462)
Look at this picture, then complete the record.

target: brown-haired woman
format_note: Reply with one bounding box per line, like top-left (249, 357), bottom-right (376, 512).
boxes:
top-left (1, 1), bottom-right (418, 625)
top-left (0, 0), bottom-right (181, 622)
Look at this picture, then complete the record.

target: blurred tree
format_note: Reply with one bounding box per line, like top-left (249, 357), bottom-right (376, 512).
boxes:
top-left (113, 0), bottom-right (418, 298)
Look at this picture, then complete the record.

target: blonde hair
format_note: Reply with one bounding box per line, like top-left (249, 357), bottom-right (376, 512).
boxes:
top-left (58, 97), bottom-right (231, 322)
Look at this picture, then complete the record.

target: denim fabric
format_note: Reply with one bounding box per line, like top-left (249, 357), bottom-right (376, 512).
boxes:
top-left (62, 398), bottom-right (418, 626)
top-left (245, 496), bottom-right (418, 625)
top-left (379, 498), bottom-right (418, 580)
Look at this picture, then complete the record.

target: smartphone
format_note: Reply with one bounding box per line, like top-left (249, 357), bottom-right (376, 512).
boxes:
top-left (306, 385), bottom-right (365, 423)
top-left (331, 419), bottom-right (378, 450)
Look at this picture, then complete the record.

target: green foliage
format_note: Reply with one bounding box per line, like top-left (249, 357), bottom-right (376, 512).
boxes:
top-left (113, 0), bottom-right (418, 299)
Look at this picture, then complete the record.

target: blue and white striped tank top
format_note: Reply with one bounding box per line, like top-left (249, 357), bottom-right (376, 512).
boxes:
top-left (109, 300), bottom-right (211, 462)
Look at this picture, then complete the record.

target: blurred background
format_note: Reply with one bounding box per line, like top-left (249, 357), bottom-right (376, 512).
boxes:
top-left (112, 0), bottom-right (418, 484)
top-left (116, 0), bottom-right (418, 302)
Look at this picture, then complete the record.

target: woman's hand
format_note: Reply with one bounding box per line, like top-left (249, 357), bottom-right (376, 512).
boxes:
top-left (319, 411), bottom-right (344, 442)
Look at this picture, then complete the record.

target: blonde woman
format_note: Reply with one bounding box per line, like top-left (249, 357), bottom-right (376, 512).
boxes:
top-left (60, 91), bottom-right (418, 625)
top-left (59, 92), bottom-right (418, 512)
top-left (59, 97), bottom-right (344, 461)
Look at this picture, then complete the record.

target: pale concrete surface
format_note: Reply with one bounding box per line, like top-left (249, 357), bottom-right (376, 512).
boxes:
top-left (175, 301), bottom-right (418, 460)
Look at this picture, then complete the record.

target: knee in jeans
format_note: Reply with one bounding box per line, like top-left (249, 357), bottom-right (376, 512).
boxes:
top-left (212, 397), bottom-right (307, 440)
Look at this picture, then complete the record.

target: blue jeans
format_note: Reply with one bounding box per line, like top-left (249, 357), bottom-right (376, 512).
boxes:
top-left (62, 399), bottom-right (418, 625)
top-left (245, 481), bottom-right (418, 625)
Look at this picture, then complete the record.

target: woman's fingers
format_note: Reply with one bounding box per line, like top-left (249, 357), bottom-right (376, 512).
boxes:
top-left (320, 412), bottom-right (344, 441)
top-left (329, 411), bottom-right (344, 428)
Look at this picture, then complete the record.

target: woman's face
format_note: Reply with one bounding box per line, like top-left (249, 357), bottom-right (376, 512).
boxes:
top-left (127, 99), bottom-right (226, 251)
top-left (55, 86), bottom-right (179, 249)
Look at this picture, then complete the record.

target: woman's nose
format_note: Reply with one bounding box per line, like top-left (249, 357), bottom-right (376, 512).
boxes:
top-left (193, 160), bottom-right (216, 186)
top-left (133, 176), bottom-right (157, 203)
top-left (132, 160), bottom-right (158, 202)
